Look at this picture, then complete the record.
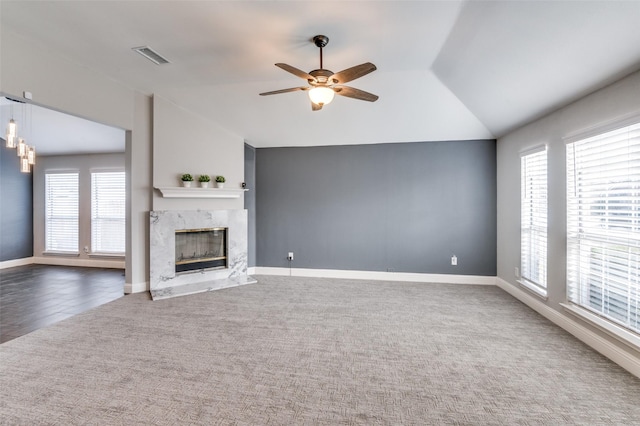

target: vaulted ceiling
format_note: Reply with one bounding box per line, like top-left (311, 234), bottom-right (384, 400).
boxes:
top-left (2, 1), bottom-right (640, 154)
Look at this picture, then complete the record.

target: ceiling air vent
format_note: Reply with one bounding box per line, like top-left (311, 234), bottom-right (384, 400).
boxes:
top-left (132, 46), bottom-right (170, 65)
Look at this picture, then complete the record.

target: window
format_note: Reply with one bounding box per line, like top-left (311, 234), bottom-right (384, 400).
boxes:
top-left (520, 146), bottom-right (548, 294)
top-left (567, 121), bottom-right (640, 334)
top-left (91, 171), bottom-right (125, 254)
top-left (45, 172), bottom-right (79, 252)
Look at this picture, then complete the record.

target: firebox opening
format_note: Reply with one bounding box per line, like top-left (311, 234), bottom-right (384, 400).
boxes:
top-left (175, 227), bottom-right (228, 274)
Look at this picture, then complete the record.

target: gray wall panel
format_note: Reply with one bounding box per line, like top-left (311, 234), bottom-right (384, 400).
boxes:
top-left (255, 140), bottom-right (496, 275)
top-left (1, 143), bottom-right (33, 261)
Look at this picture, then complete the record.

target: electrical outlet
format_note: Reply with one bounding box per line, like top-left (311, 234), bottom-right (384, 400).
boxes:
top-left (288, 252), bottom-right (294, 261)
top-left (84, 246), bottom-right (89, 254)
top-left (515, 267), bottom-right (520, 278)
top-left (451, 255), bottom-right (457, 266)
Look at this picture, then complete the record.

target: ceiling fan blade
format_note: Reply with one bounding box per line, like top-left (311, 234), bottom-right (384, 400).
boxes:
top-left (259, 87), bottom-right (309, 96)
top-left (333, 86), bottom-right (379, 102)
top-left (312, 102), bottom-right (323, 111)
top-left (275, 63), bottom-right (316, 82)
top-left (330, 62), bottom-right (377, 84)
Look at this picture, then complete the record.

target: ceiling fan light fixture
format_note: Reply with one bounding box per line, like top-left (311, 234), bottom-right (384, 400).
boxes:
top-left (308, 87), bottom-right (335, 106)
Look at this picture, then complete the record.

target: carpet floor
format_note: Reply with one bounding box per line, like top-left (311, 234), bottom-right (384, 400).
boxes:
top-left (1, 275), bottom-right (639, 425)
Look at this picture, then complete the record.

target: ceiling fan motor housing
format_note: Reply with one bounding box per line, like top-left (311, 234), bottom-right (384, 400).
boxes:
top-left (309, 69), bottom-right (333, 85)
top-left (312, 35), bottom-right (329, 48)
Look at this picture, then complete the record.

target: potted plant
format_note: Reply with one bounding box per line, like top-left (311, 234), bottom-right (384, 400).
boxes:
top-left (198, 174), bottom-right (211, 188)
top-left (181, 173), bottom-right (194, 187)
top-left (215, 175), bottom-right (226, 188)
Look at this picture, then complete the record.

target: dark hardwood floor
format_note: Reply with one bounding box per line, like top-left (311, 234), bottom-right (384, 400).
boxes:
top-left (0, 264), bottom-right (125, 344)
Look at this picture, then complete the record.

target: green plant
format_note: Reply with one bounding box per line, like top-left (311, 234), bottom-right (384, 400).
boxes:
top-left (215, 175), bottom-right (226, 183)
top-left (199, 174), bottom-right (211, 183)
top-left (181, 173), bottom-right (193, 182)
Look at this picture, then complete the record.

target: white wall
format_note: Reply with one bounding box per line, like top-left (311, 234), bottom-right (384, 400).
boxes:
top-left (125, 93), bottom-right (153, 292)
top-left (0, 27), bottom-right (245, 293)
top-left (152, 95), bottom-right (244, 211)
top-left (33, 153), bottom-right (125, 267)
top-left (496, 70), bottom-right (640, 369)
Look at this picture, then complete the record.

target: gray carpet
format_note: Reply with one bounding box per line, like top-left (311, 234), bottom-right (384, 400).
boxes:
top-left (1, 275), bottom-right (639, 425)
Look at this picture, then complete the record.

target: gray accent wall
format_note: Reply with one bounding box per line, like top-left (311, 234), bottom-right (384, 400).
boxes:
top-left (256, 140), bottom-right (496, 275)
top-left (0, 143), bottom-right (33, 261)
top-left (244, 143), bottom-right (256, 268)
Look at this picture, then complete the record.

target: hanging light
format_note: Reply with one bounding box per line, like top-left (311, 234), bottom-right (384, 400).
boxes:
top-left (5, 97), bottom-right (36, 173)
top-left (6, 118), bottom-right (16, 136)
top-left (6, 133), bottom-right (16, 148)
top-left (6, 114), bottom-right (17, 147)
top-left (17, 138), bottom-right (27, 157)
top-left (308, 87), bottom-right (335, 106)
top-left (27, 146), bottom-right (36, 165)
top-left (20, 156), bottom-right (30, 173)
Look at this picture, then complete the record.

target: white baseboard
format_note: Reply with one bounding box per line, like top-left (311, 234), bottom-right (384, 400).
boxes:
top-left (0, 257), bottom-right (35, 269)
top-left (254, 267), bottom-right (496, 285)
top-left (125, 281), bottom-right (148, 294)
top-left (247, 266), bottom-right (256, 275)
top-left (496, 277), bottom-right (640, 379)
top-left (33, 256), bottom-right (125, 269)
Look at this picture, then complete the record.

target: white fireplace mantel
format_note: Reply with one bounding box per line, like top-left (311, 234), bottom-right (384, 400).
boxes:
top-left (155, 187), bottom-right (248, 199)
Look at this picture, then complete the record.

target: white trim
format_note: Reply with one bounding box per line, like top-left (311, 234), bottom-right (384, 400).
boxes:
top-left (519, 144), bottom-right (546, 157)
top-left (254, 267), bottom-right (496, 285)
top-left (496, 278), bottom-right (640, 379)
top-left (560, 303), bottom-right (640, 351)
top-left (563, 111), bottom-right (640, 144)
top-left (0, 257), bottom-right (34, 269)
top-left (155, 187), bottom-right (248, 199)
top-left (516, 278), bottom-right (548, 300)
top-left (33, 256), bottom-right (125, 269)
top-left (247, 266), bottom-right (256, 275)
top-left (125, 281), bottom-right (148, 294)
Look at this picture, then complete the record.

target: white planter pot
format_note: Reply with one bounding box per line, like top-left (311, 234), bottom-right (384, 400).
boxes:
top-left (216, 182), bottom-right (224, 189)
top-left (200, 182), bottom-right (210, 188)
top-left (182, 181), bottom-right (192, 187)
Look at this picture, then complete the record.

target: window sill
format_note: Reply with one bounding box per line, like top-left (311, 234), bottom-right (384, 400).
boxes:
top-left (560, 303), bottom-right (640, 352)
top-left (89, 253), bottom-right (125, 259)
top-left (516, 279), bottom-right (548, 300)
top-left (42, 251), bottom-right (80, 257)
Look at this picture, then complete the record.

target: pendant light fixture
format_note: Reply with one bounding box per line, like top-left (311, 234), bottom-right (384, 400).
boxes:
top-left (4, 97), bottom-right (36, 173)
top-left (5, 102), bottom-right (17, 148)
top-left (27, 146), bottom-right (36, 165)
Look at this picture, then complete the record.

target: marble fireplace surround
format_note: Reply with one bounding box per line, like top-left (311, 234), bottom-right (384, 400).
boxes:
top-left (150, 209), bottom-right (256, 300)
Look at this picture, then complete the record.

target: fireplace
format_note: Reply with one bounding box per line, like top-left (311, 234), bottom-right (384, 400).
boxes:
top-left (175, 228), bottom-right (227, 273)
top-left (149, 209), bottom-right (256, 300)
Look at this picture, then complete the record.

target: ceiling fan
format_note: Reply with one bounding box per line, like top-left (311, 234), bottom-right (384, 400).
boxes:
top-left (260, 35), bottom-right (378, 111)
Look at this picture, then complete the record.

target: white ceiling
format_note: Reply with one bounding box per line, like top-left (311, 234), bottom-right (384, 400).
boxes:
top-left (2, 1), bottom-right (640, 153)
top-left (0, 97), bottom-right (125, 156)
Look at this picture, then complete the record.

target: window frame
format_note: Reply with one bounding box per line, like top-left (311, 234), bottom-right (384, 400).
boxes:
top-left (519, 145), bottom-right (548, 297)
top-left (90, 169), bottom-right (126, 255)
top-left (565, 119), bottom-right (640, 339)
top-left (44, 170), bottom-right (80, 254)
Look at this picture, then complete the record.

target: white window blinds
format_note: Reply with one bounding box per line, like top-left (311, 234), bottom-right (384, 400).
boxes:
top-left (521, 146), bottom-right (548, 292)
top-left (45, 172), bottom-right (79, 252)
top-left (91, 171), bottom-right (126, 254)
top-left (566, 122), bottom-right (640, 334)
